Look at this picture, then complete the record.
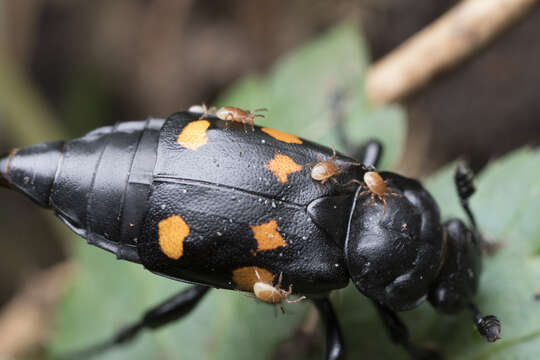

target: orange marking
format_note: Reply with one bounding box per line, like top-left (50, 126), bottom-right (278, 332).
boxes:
top-left (176, 120), bottom-right (210, 150)
top-left (261, 128), bottom-right (302, 144)
top-left (232, 266), bottom-right (274, 291)
top-left (250, 219), bottom-right (287, 252)
top-left (264, 154), bottom-right (302, 183)
top-left (158, 215), bottom-right (190, 259)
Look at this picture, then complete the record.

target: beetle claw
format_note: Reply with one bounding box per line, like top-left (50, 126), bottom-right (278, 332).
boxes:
top-left (477, 315), bottom-right (501, 342)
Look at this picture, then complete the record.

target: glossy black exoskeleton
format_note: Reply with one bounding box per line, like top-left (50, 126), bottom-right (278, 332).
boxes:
top-left (0, 111), bottom-right (500, 360)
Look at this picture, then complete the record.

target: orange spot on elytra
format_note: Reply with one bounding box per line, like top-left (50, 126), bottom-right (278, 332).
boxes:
top-left (250, 219), bottom-right (287, 252)
top-left (177, 120), bottom-right (210, 150)
top-left (232, 266), bottom-right (274, 291)
top-left (158, 215), bottom-right (190, 259)
top-left (261, 128), bottom-right (302, 144)
top-left (264, 154), bottom-right (302, 183)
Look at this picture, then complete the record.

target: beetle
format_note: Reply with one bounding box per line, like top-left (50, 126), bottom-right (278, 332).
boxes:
top-left (0, 110), bottom-right (500, 360)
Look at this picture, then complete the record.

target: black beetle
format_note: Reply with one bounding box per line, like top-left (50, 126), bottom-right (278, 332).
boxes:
top-left (0, 110), bottom-right (500, 360)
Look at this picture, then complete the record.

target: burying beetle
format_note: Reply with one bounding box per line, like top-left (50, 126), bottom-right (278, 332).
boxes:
top-left (0, 109), bottom-right (500, 360)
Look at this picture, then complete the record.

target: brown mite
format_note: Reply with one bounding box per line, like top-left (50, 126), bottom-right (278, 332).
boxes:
top-left (253, 270), bottom-right (306, 313)
top-left (308, 146), bottom-right (362, 184)
top-left (215, 106), bottom-right (267, 127)
top-left (349, 168), bottom-right (402, 213)
top-left (364, 171), bottom-right (387, 196)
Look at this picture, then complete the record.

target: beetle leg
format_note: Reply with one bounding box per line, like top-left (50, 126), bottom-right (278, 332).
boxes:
top-left (358, 141), bottom-right (383, 168)
top-left (373, 302), bottom-right (442, 360)
top-left (312, 297), bottom-right (346, 360)
top-left (469, 303), bottom-right (501, 342)
top-left (60, 285), bottom-right (210, 360)
top-left (454, 163), bottom-right (501, 254)
top-left (454, 162), bottom-right (478, 229)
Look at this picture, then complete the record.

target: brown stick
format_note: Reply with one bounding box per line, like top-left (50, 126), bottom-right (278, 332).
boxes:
top-left (365, 0), bottom-right (539, 106)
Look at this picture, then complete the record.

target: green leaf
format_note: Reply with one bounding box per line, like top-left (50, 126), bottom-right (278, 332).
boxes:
top-left (50, 23), bottom-right (406, 360)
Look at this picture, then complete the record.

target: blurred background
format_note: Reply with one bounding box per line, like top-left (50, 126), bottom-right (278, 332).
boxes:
top-left (0, 0), bottom-right (539, 358)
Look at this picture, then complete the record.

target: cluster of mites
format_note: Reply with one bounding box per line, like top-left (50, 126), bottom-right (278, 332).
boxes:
top-left (185, 105), bottom-right (399, 307)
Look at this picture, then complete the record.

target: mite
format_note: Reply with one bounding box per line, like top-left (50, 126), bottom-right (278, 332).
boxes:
top-left (358, 169), bottom-right (402, 207)
top-left (253, 271), bottom-right (306, 313)
top-left (0, 111), bottom-right (501, 360)
top-left (215, 106), bottom-right (267, 126)
top-left (308, 147), bottom-right (362, 184)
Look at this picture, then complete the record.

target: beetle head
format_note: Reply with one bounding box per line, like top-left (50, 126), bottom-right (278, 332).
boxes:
top-left (344, 173), bottom-right (445, 311)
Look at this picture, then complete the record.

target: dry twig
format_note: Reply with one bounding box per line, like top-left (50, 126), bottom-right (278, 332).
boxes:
top-left (366, 0), bottom-right (539, 105)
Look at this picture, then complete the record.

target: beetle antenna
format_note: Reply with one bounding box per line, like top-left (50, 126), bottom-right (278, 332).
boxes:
top-left (455, 161), bottom-right (477, 230)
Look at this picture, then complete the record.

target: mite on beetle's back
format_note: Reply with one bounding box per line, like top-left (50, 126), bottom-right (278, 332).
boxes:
top-left (189, 104), bottom-right (267, 129)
